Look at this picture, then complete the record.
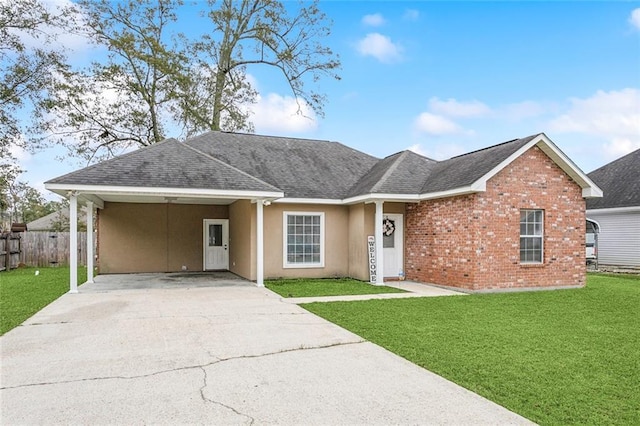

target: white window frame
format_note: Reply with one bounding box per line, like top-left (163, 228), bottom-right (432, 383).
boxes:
top-left (283, 211), bottom-right (325, 268)
top-left (520, 209), bottom-right (544, 264)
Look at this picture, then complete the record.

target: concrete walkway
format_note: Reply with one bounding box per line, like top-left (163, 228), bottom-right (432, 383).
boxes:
top-left (283, 280), bottom-right (466, 304)
top-left (1, 277), bottom-right (531, 425)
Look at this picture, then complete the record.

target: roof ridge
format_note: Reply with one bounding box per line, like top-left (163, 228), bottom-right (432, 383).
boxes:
top-left (45, 138), bottom-right (180, 184)
top-left (207, 129), bottom-right (338, 145)
top-left (180, 142), bottom-right (282, 193)
top-left (449, 133), bottom-right (541, 160)
top-left (370, 151), bottom-right (410, 192)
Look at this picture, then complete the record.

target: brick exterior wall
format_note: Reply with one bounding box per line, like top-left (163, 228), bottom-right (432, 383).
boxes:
top-left (405, 146), bottom-right (586, 291)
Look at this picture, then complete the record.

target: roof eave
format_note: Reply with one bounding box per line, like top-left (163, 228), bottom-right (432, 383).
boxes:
top-left (418, 185), bottom-right (481, 201)
top-left (45, 183), bottom-right (284, 202)
top-left (342, 193), bottom-right (421, 205)
top-left (468, 133), bottom-right (603, 199)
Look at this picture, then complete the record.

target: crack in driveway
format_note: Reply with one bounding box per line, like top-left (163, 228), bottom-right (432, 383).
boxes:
top-left (0, 340), bottom-right (365, 391)
top-left (199, 366), bottom-right (255, 425)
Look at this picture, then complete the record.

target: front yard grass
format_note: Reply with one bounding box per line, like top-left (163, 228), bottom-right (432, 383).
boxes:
top-left (0, 266), bottom-right (86, 335)
top-left (302, 273), bottom-right (640, 425)
top-left (265, 277), bottom-right (406, 298)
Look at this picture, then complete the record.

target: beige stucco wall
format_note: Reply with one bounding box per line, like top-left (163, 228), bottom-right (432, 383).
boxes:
top-left (98, 200), bottom-right (406, 280)
top-left (349, 202), bottom-right (406, 280)
top-left (348, 204), bottom-right (368, 280)
top-left (229, 200), bottom-right (255, 280)
top-left (98, 202), bottom-right (228, 273)
top-left (262, 203), bottom-right (350, 279)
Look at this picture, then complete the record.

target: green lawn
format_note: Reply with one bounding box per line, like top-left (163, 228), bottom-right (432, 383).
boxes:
top-left (302, 274), bottom-right (640, 425)
top-left (0, 266), bottom-right (87, 335)
top-left (265, 277), bottom-right (406, 298)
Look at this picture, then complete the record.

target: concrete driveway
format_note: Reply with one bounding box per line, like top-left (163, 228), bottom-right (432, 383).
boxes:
top-left (1, 275), bottom-right (532, 425)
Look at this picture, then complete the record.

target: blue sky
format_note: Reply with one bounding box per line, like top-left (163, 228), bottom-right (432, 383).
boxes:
top-left (15, 1), bottom-right (640, 198)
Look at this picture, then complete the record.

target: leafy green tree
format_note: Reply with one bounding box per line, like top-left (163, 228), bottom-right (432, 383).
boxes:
top-left (0, 0), bottom-right (69, 182)
top-left (39, 0), bottom-right (340, 160)
top-left (0, 175), bottom-right (60, 230)
top-left (38, 0), bottom-right (187, 162)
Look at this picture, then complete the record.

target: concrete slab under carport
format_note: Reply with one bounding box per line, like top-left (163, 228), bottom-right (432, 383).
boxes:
top-left (1, 278), bottom-right (532, 425)
top-left (81, 271), bottom-right (251, 292)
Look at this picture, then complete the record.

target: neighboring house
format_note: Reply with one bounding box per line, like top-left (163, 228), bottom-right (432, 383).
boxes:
top-left (45, 131), bottom-right (601, 292)
top-left (586, 149), bottom-right (640, 268)
top-left (26, 207), bottom-right (88, 231)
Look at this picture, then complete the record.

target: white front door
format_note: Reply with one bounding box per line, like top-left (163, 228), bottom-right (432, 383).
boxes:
top-left (382, 214), bottom-right (404, 278)
top-left (203, 219), bottom-right (229, 270)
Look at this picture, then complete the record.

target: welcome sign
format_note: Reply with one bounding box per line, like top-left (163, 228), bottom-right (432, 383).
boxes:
top-left (367, 236), bottom-right (376, 283)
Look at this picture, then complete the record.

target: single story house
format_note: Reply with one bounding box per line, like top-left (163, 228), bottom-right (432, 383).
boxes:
top-left (45, 131), bottom-right (602, 292)
top-left (586, 149), bottom-right (640, 268)
top-left (26, 207), bottom-right (88, 231)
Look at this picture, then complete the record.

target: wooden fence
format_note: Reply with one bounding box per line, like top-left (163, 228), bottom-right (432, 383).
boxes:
top-left (0, 233), bottom-right (22, 271)
top-left (18, 232), bottom-right (96, 268)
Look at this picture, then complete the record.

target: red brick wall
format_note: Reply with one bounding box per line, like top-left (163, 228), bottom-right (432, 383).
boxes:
top-left (405, 145), bottom-right (586, 291)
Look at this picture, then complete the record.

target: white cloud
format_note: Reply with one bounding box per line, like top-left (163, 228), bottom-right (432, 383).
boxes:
top-left (549, 88), bottom-right (640, 158)
top-left (428, 97), bottom-right (492, 118)
top-left (629, 8), bottom-right (640, 29)
top-left (403, 9), bottom-right (420, 21)
top-left (249, 93), bottom-right (318, 134)
top-left (356, 33), bottom-right (402, 63)
top-left (408, 143), bottom-right (466, 161)
top-left (407, 144), bottom-right (428, 157)
top-left (15, 0), bottom-right (94, 53)
top-left (414, 112), bottom-right (464, 135)
top-left (362, 13), bottom-right (385, 27)
top-left (9, 142), bottom-right (31, 163)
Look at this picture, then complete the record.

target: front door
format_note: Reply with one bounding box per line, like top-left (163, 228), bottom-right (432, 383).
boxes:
top-left (382, 214), bottom-right (404, 278)
top-left (203, 219), bottom-right (229, 270)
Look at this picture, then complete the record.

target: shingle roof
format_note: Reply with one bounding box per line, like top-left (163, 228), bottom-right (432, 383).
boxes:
top-left (184, 131), bottom-right (378, 199)
top-left (348, 150), bottom-right (437, 197)
top-left (46, 131), bottom-right (550, 201)
top-left (420, 134), bottom-right (538, 193)
top-left (586, 149), bottom-right (640, 210)
top-left (46, 138), bottom-right (280, 193)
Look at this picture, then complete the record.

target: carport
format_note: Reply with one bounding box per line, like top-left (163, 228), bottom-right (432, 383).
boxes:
top-left (81, 271), bottom-right (253, 292)
top-left (44, 189), bottom-right (283, 294)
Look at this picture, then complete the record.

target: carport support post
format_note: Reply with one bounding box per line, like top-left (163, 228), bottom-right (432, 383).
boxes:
top-left (374, 200), bottom-right (384, 285)
top-left (69, 192), bottom-right (78, 293)
top-left (256, 200), bottom-right (264, 287)
top-left (86, 201), bottom-right (94, 284)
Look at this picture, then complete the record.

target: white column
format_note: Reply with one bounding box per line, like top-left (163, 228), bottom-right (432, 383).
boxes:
top-left (374, 200), bottom-right (384, 285)
top-left (86, 201), bottom-right (94, 284)
top-left (256, 200), bottom-right (264, 287)
top-left (69, 193), bottom-right (78, 293)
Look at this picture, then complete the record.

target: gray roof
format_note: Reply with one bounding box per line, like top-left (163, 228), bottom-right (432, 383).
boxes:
top-left (586, 149), bottom-right (640, 210)
top-left (348, 150), bottom-right (437, 197)
top-left (27, 208), bottom-right (87, 231)
top-left (184, 132), bottom-right (378, 199)
top-left (421, 135), bottom-right (537, 193)
top-left (46, 138), bottom-right (280, 193)
top-left (46, 131), bottom-right (548, 201)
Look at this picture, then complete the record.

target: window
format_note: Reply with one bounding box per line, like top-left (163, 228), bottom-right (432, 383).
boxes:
top-left (283, 212), bottom-right (324, 268)
top-left (520, 209), bottom-right (543, 263)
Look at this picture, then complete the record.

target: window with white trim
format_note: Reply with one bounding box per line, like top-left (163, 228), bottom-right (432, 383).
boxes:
top-left (520, 209), bottom-right (544, 263)
top-left (283, 212), bottom-right (324, 268)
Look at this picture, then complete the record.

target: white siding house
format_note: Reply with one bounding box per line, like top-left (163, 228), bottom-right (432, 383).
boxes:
top-left (586, 208), bottom-right (640, 267)
top-left (586, 149), bottom-right (640, 268)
